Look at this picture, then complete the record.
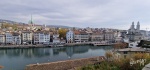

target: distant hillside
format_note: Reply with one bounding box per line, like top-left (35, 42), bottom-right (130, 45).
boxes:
top-left (46, 25), bottom-right (72, 28)
top-left (0, 19), bottom-right (77, 28)
top-left (0, 19), bottom-right (25, 24)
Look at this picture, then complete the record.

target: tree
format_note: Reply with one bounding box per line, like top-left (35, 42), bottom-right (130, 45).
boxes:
top-left (12, 24), bottom-right (18, 30)
top-left (58, 28), bottom-right (67, 39)
top-left (133, 53), bottom-right (150, 61)
top-left (139, 40), bottom-right (150, 48)
top-left (1, 23), bottom-right (19, 30)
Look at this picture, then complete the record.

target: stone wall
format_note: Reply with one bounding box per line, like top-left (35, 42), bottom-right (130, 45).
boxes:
top-left (25, 56), bottom-right (105, 70)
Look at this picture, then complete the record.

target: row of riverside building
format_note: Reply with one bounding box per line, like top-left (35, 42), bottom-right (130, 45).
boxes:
top-left (0, 30), bottom-right (60, 45)
top-left (66, 29), bottom-right (121, 43)
top-left (0, 29), bottom-right (122, 45)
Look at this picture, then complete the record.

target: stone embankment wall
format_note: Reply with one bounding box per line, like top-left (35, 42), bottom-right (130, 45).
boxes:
top-left (25, 56), bottom-right (105, 70)
top-left (65, 42), bottom-right (90, 46)
top-left (0, 44), bottom-right (48, 48)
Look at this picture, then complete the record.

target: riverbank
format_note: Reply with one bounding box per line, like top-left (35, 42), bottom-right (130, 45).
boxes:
top-left (0, 42), bottom-right (114, 49)
top-left (25, 56), bottom-right (105, 70)
top-left (64, 42), bottom-right (113, 46)
top-left (64, 43), bottom-right (90, 46)
top-left (0, 45), bottom-right (49, 49)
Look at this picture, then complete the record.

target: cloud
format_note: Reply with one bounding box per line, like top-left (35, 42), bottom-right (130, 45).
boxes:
top-left (0, 0), bottom-right (150, 30)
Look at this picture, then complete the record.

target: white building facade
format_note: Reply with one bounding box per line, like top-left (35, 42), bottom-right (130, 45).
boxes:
top-left (12, 33), bottom-right (21, 45)
top-left (91, 33), bottom-right (104, 42)
top-left (74, 31), bottom-right (89, 43)
top-left (5, 32), bottom-right (13, 44)
top-left (53, 34), bottom-right (60, 43)
top-left (66, 30), bottom-right (74, 43)
top-left (114, 31), bottom-right (123, 43)
top-left (104, 32), bottom-right (114, 43)
top-left (0, 34), bottom-right (5, 44)
top-left (34, 31), bottom-right (50, 44)
top-left (21, 31), bottom-right (33, 44)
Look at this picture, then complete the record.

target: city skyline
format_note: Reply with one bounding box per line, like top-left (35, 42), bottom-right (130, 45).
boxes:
top-left (0, 0), bottom-right (150, 30)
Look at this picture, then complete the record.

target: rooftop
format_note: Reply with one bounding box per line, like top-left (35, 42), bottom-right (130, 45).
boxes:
top-left (117, 47), bottom-right (146, 52)
top-left (74, 31), bottom-right (80, 35)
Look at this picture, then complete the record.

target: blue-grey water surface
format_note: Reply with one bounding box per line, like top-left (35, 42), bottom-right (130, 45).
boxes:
top-left (0, 45), bottom-right (113, 70)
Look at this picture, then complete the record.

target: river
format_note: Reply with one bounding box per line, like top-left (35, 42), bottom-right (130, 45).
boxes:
top-left (0, 45), bottom-right (113, 70)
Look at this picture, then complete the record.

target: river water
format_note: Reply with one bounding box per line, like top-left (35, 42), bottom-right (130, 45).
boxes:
top-left (0, 45), bottom-right (113, 70)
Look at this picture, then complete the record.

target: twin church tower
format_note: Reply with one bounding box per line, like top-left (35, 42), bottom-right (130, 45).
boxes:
top-left (130, 21), bottom-right (140, 32)
top-left (127, 21), bottom-right (142, 41)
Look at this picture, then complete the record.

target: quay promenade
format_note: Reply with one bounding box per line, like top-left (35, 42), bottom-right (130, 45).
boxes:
top-left (65, 42), bottom-right (113, 46)
top-left (64, 42), bottom-right (90, 46)
top-left (25, 56), bottom-right (105, 70)
top-left (0, 42), bottom-right (114, 48)
top-left (0, 44), bottom-right (49, 48)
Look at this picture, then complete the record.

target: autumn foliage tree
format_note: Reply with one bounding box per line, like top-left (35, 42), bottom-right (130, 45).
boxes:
top-left (1, 23), bottom-right (18, 30)
top-left (58, 28), bottom-right (67, 39)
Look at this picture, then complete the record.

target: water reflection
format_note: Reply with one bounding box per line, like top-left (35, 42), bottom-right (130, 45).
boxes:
top-left (0, 45), bottom-right (113, 70)
top-left (0, 46), bottom-right (112, 58)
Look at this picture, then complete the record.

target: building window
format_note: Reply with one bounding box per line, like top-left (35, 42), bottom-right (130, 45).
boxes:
top-left (124, 51), bottom-right (128, 54)
top-left (130, 44), bottom-right (133, 46)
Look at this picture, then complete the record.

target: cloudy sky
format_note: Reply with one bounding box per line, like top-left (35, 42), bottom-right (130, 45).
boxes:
top-left (0, 0), bottom-right (150, 30)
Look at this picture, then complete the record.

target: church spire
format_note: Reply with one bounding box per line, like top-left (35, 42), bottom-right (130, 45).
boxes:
top-left (28, 15), bottom-right (33, 24)
top-left (30, 14), bottom-right (33, 24)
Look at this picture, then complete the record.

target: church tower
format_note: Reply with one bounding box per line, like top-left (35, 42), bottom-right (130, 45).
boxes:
top-left (127, 21), bottom-right (142, 41)
top-left (136, 21), bottom-right (140, 31)
top-left (131, 21), bottom-right (135, 29)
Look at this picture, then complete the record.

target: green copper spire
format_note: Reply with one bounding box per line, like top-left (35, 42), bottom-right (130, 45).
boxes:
top-left (31, 15), bottom-right (33, 24)
top-left (28, 15), bottom-right (33, 24)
